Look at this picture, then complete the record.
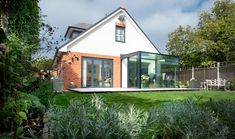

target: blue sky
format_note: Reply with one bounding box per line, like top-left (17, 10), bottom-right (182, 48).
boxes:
top-left (39, 0), bottom-right (213, 56)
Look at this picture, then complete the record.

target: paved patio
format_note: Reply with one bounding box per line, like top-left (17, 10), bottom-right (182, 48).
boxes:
top-left (69, 88), bottom-right (200, 93)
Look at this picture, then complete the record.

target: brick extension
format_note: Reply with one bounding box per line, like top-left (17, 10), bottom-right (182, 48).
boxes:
top-left (59, 52), bottom-right (121, 89)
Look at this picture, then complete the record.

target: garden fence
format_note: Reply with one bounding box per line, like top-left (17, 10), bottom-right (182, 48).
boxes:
top-left (179, 62), bottom-right (235, 86)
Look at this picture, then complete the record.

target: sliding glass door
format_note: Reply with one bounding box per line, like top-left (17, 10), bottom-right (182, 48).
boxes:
top-left (128, 55), bottom-right (139, 88)
top-left (82, 57), bottom-right (113, 88)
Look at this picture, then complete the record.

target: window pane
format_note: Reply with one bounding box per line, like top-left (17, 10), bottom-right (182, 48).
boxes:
top-left (140, 53), bottom-right (157, 88)
top-left (116, 26), bottom-right (125, 42)
top-left (128, 55), bottom-right (139, 88)
top-left (117, 29), bottom-right (120, 34)
top-left (116, 36), bottom-right (120, 41)
top-left (93, 59), bottom-right (103, 87)
top-left (82, 59), bottom-right (92, 87)
top-left (104, 60), bottom-right (112, 87)
top-left (120, 29), bottom-right (124, 35)
top-left (120, 36), bottom-right (124, 42)
top-left (82, 58), bottom-right (113, 87)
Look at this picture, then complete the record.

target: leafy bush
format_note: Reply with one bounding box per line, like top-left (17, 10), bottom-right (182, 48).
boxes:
top-left (14, 92), bottom-right (46, 118)
top-left (48, 96), bottom-right (148, 139)
top-left (205, 100), bottom-right (235, 138)
top-left (20, 93), bottom-right (46, 117)
top-left (3, 95), bottom-right (32, 128)
top-left (48, 96), bottom-right (232, 139)
top-left (227, 78), bottom-right (235, 90)
top-left (154, 99), bottom-right (228, 139)
top-left (32, 80), bottom-right (55, 108)
top-left (0, 92), bottom-right (45, 133)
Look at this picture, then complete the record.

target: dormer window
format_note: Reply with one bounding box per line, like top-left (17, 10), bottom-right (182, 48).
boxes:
top-left (115, 26), bottom-right (125, 43)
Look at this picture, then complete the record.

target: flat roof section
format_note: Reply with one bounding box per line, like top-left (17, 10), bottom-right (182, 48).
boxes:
top-left (69, 88), bottom-right (199, 93)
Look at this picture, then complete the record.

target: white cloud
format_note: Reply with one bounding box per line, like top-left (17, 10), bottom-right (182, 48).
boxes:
top-left (138, 9), bottom-right (198, 53)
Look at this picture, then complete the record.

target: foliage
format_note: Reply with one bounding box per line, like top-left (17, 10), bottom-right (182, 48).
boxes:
top-left (154, 99), bottom-right (228, 139)
top-left (166, 0), bottom-right (235, 67)
top-left (0, 0), bottom-right (40, 50)
top-left (0, 34), bottom-right (32, 102)
top-left (0, 92), bottom-right (45, 136)
top-left (48, 96), bottom-right (148, 139)
top-left (0, 0), bottom-right (55, 137)
top-left (20, 92), bottom-right (46, 117)
top-left (32, 80), bottom-right (55, 108)
top-left (48, 95), bottom-right (234, 139)
top-left (204, 100), bottom-right (235, 138)
top-left (227, 78), bottom-right (235, 90)
top-left (32, 57), bottom-right (53, 71)
top-left (2, 94), bottom-right (32, 131)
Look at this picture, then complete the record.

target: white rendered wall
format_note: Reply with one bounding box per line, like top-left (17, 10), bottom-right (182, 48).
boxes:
top-left (66, 11), bottom-right (158, 56)
top-left (122, 58), bottom-right (128, 88)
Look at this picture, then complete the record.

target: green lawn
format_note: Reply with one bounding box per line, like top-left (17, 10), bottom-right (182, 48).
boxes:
top-left (53, 90), bottom-right (235, 109)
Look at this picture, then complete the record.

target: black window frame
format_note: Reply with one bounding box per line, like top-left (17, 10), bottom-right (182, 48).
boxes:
top-left (115, 26), bottom-right (125, 43)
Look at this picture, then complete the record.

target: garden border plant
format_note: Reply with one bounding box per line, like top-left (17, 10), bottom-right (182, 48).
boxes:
top-left (47, 95), bottom-right (233, 139)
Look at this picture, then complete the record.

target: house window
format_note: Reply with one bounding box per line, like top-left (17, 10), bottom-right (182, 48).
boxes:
top-left (115, 26), bottom-right (125, 42)
top-left (82, 57), bottom-right (113, 88)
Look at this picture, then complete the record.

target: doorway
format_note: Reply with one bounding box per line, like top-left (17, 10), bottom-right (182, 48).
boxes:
top-left (82, 57), bottom-right (113, 88)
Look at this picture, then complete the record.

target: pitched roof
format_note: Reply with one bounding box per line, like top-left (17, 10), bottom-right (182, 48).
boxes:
top-left (64, 23), bottom-right (93, 38)
top-left (58, 7), bottom-right (160, 53)
top-left (73, 23), bottom-right (92, 29)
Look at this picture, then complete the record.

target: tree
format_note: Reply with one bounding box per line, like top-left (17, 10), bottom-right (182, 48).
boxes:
top-left (0, 0), bottom-right (40, 102)
top-left (166, 0), bottom-right (235, 67)
top-left (32, 57), bottom-right (53, 71)
top-left (0, 0), bottom-right (40, 47)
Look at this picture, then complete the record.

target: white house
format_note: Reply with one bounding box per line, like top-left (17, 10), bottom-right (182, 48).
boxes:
top-left (53, 7), bottom-right (179, 90)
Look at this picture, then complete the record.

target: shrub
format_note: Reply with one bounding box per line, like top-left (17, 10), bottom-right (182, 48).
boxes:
top-left (17, 92), bottom-right (45, 117)
top-left (32, 80), bottom-right (55, 107)
top-left (205, 100), bottom-right (235, 138)
top-left (154, 99), bottom-right (229, 139)
top-left (24, 93), bottom-right (46, 117)
top-left (48, 96), bottom-right (148, 139)
top-left (227, 78), bottom-right (235, 90)
top-left (48, 98), bottom-right (94, 139)
top-left (48, 96), bottom-right (232, 139)
top-left (0, 92), bottom-right (45, 134)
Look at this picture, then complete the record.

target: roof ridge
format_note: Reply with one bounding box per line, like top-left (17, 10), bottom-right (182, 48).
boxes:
top-left (57, 6), bottom-right (160, 53)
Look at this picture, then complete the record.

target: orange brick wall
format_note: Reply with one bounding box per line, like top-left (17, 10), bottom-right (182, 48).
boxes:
top-left (60, 52), bottom-right (121, 89)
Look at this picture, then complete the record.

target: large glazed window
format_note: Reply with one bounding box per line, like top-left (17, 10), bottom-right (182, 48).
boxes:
top-left (140, 53), bottom-right (179, 88)
top-left (82, 57), bottom-right (113, 88)
top-left (140, 53), bottom-right (157, 88)
top-left (128, 55), bottom-right (139, 88)
top-left (124, 51), bottom-right (179, 88)
top-left (156, 55), bottom-right (179, 88)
